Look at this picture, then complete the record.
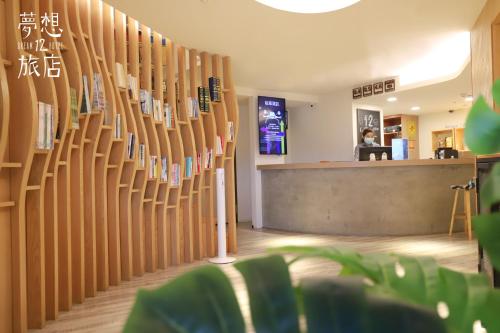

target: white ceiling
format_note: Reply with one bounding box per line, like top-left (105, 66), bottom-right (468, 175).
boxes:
top-left (105, 0), bottom-right (486, 95)
top-left (361, 61), bottom-right (473, 115)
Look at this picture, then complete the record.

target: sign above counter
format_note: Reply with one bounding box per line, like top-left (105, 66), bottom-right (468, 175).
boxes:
top-left (353, 78), bottom-right (396, 100)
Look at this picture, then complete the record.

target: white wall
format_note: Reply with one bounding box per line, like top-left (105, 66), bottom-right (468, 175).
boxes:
top-left (235, 87), bottom-right (318, 228)
top-left (288, 88), bottom-right (354, 162)
top-left (418, 109), bottom-right (469, 159)
top-left (235, 100), bottom-right (252, 222)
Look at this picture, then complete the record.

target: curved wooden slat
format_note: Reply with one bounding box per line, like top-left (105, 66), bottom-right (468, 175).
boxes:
top-left (189, 48), bottom-right (207, 260)
top-left (177, 46), bottom-right (195, 263)
top-left (200, 52), bottom-right (217, 257)
top-left (164, 39), bottom-right (184, 265)
top-left (128, 17), bottom-right (148, 277)
top-left (4, 0), bottom-right (39, 331)
top-left (139, 24), bottom-right (160, 273)
top-left (102, 2), bottom-right (127, 286)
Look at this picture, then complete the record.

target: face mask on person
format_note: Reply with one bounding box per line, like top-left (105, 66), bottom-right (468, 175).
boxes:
top-left (364, 137), bottom-right (375, 145)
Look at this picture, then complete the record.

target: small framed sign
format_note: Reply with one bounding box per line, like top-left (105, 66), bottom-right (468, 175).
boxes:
top-left (373, 82), bottom-right (384, 94)
top-left (385, 79), bottom-right (396, 93)
top-left (362, 85), bottom-right (373, 97)
top-left (352, 87), bottom-right (362, 99)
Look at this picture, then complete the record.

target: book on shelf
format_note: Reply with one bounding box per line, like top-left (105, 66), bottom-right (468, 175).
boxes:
top-left (151, 71), bottom-right (155, 91)
top-left (149, 155), bottom-right (158, 179)
top-left (70, 88), bottom-right (79, 129)
top-left (204, 148), bottom-right (213, 169)
top-left (115, 62), bottom-right (127, 89)
top-left (196, 152), bottom-right (202, 174)
top-left (140, 89), bottom-right (153, 115)
top-left (187, 97), bottom-right (200, 118)
top-left (216, 136), bottom-right (224, 155)
top-left (227, 121), bottom-right (234, 142)
top-left (139, 144), bottom-right (145, 168)
top-left (128, 74), bottom-right (139, 101)
top-left (36, 102), bottom-right (54, 149)
top-left (198, 86), bottom-right (210, 112)
top-left (115, 114), bottom-right (121, 138)
top-left (81, 75), bottom-right (91, 114)
top-left (92, 73), bottom-right (106, 112)
top-left (164, 103), bottom-right (174, 128)
top-left (209, 77), bottom-right (221, 102)
top-left (171, 163), bottom-right (180, 186)
top-left (127, 132), bottom-right (135, 159)
top-left (153, 99), bottom-right (162, 121)
top-left (161, 156), bottom-right (168, 182)
top-left (185, 157), bottom-right (193, 178)
top-left (175, 81), bottom-right (180, 111)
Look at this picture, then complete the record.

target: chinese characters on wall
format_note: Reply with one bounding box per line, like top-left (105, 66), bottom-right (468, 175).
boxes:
top-left (17, 12), bottom-right (64, 78)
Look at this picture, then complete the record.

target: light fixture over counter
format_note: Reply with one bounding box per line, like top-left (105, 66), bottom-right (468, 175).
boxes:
top-left (254, 0), bottom-right (361, 14)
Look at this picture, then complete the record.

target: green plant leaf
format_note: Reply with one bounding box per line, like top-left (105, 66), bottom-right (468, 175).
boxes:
top-left (235, 255), bottom-right (300, 333)
top-left (438, 268), bottom-right (491, 333)
top-left (388, 256), bottom-right (441, 307)
top-left (474, 212), bottom-right (500, 271)
top-left (301, 277), bottom-right (369, 333)
top-left (366, 294), bottom-right (447, 333)
top-left (479, 163), bottom-right (500, 211)
top-left (464, 95), bottom-right (500, 155)
top-left (123, 266), bottom-right (245, 333)
top-left (271, 246), bottom-right (382, 283)
top-left (479, 289), bottom-right (500, 332)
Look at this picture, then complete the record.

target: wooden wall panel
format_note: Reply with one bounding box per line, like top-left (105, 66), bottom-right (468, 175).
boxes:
top-left (471, 0), bottom-right (500, 110)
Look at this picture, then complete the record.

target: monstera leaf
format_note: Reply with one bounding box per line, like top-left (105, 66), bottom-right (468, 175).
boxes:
top-left (124, 255), bottom-right (447, 333)
top-left (464, 80), bottom-right (500, 155)
top-left (272, 246), bottom-right (500, 333)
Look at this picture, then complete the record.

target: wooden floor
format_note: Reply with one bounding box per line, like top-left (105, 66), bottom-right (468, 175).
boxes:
top-left (30, 223), bottom-right (478, 333)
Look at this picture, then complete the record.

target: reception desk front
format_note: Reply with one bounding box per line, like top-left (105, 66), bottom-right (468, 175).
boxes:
top-left (257, 159), bottom-right (475, 236)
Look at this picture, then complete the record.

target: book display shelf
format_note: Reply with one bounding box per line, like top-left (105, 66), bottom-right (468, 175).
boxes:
top-left (0, 0), bottom-right (239, 332)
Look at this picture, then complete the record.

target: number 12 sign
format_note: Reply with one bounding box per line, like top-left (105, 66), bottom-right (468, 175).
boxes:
top-left (356, 109), bottom-right (381, 145)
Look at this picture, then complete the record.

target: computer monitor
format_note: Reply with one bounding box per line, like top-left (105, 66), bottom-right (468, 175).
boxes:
top-left (359, 146), bottom-right (393, 161)
top-left (435, 147), bottom-right (459, 159)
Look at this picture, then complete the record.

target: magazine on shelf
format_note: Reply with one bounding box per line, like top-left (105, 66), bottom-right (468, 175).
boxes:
top-left (81, 75), bottom-right (91, 114)
top-left (36, 102), bottom-right (54, 150)
top-left (139, 144), bottom-right (145, 168)
top-left (115, 114), bottom-right (121, 138)
top-left (161, 156), bottom-right (168, 182)
top-left (227, 121), bottom-right (234, 142)
top-left (164, 103), bottom-right (174, 128)
top-left (70, 88), bottom-right (79, 129)
top-left (127, 132), bottom-right (135, 159)
top-left (216, 136), bottom-right (224, 155)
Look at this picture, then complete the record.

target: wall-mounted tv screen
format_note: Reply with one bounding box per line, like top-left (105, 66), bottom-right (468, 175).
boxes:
top-left (258, 96), bottom-right (287, 155)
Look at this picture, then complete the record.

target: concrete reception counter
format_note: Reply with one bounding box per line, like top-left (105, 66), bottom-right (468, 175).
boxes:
top-left (257, 159), bottom-right (476, 236)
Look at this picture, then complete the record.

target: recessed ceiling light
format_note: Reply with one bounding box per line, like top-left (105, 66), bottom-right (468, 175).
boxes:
top-left (411, 106), bottom-right (421, 111)
top-left (465, 95), bottom-right (474, 102)
top-left (387, 97), bottom-right (397, 102)
top-left (254, 0), bottom-right (360, 14)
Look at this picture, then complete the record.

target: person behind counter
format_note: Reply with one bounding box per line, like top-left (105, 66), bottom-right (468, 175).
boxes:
top-left (354, 128), bottom-right (380, 161)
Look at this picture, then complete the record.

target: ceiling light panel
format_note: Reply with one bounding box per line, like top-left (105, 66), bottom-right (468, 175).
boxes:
top-left (254, 0), bottom-right (360, 14)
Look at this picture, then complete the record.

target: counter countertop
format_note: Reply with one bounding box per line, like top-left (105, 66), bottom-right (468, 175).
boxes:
top-left (257, 158), bottom-right (476, 170)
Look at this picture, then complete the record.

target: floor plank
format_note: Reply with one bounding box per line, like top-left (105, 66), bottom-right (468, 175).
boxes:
top-left (30, 223), bottom-right (478, 333)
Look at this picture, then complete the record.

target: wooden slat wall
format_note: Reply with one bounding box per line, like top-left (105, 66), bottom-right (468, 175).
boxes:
top-left (0, 0), bottom-right (239, 332)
